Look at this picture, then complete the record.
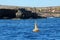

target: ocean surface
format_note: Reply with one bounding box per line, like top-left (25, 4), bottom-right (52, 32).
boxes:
top-left (0, 18), bottom-right (60, 40)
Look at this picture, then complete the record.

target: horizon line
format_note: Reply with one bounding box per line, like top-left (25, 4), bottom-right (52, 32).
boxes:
top-left (0, 4), bottom-right (60, 8)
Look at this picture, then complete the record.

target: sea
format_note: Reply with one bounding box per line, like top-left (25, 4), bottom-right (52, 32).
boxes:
top-left (0, 18), bottom-right (60, 40)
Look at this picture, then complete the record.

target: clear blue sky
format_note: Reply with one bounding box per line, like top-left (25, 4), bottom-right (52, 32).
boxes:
top-left (0, 0), bottom-right (60, 7)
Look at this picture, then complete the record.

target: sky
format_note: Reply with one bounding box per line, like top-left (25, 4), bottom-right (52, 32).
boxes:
top-left (0, 0), bottom-right (60, 7)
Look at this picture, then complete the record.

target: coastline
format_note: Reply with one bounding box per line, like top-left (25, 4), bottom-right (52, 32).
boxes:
top-left (0, 5), bottom-right (60, 19)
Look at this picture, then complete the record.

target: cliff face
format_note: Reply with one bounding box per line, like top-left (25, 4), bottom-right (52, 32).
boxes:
top-left (0, 5), bottom-right (60, 19)
top-left (0, 9), bottom-right (18, 19)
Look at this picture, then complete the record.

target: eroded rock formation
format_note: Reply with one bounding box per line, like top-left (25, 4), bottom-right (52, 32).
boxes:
top-left (0, 9), bottom-right (18, 19)
top-left (0, 5), bottom-right (60, 19)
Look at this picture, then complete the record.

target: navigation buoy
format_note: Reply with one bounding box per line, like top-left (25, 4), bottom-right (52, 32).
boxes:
top-left (33, 22), bottom-right (39, 32)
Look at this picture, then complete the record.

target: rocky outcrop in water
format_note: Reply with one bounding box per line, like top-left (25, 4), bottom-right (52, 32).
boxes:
top-left (0, 5), bottom-right (60, 19)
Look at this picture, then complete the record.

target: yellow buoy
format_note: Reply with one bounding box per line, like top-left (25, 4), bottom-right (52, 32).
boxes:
top-left (33, 22), bottom-right (39, 32)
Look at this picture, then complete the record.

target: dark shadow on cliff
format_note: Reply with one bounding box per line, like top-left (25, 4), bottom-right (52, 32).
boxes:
top-left (0, 9), bottom-right (18, 19)
top-left (0, 8), bottom-right (45, 19)
top-left (18, 8), bottom-right (43, 19)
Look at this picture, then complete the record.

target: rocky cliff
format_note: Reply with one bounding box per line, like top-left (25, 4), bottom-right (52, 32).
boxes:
top-left (0, 5), bottom-right (60, 19)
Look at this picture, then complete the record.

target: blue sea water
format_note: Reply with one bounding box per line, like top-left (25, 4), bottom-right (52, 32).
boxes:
top-left (0, 18), bottom-right (60, 40)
